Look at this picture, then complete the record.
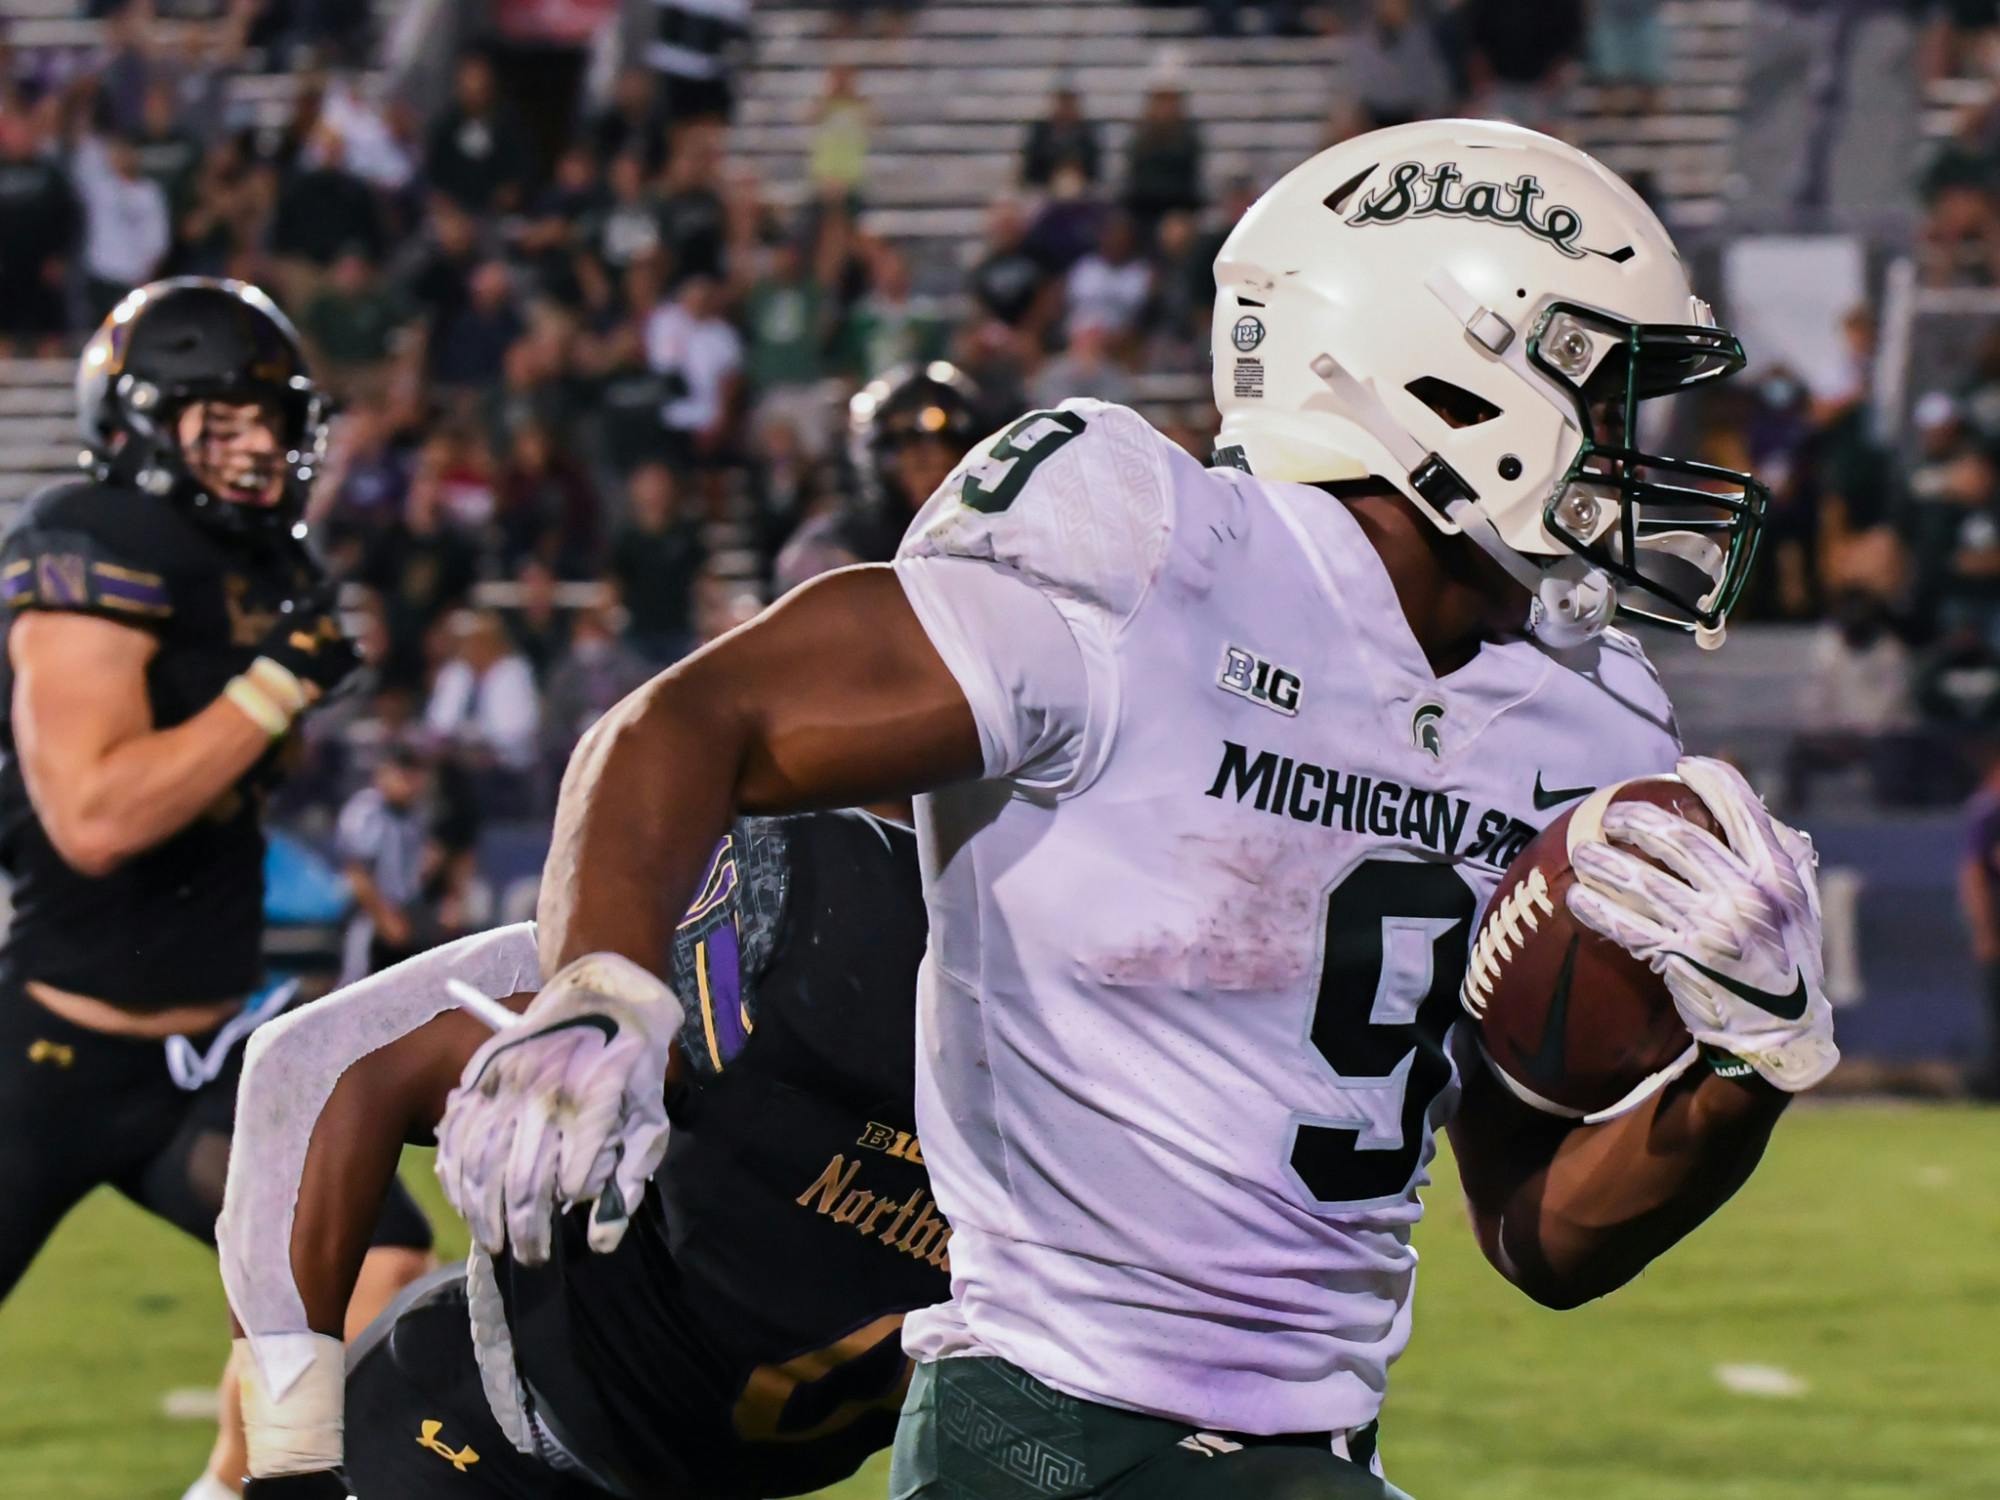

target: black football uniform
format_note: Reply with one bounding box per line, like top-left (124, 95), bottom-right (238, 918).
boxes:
top-left (346, 809), bottom-right (941, 1500)
top-left (0, 479), bottom-right (430, 1297)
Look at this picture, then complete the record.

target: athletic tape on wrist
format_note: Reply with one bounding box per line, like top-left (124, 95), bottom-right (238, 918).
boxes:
top-left (225, 675), bottom-right (294, 738)
top-left (247, 655), bottom-right (311, 714)
top-left (235, 1331), bottom-right (344, 1477)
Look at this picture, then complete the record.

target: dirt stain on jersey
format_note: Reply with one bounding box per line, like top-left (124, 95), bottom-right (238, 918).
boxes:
top-left (1091, 829), bottom-right (1322, 992)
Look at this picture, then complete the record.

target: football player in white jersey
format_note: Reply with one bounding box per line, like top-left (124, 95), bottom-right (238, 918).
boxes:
top-left (445, 120), bottom-right (1837, 1499)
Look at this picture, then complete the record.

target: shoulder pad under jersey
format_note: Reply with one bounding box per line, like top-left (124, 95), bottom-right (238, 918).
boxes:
top-left (897, 399), bottom-right (1183, 639)
top-left (0, 481), bottom-right (180, 627)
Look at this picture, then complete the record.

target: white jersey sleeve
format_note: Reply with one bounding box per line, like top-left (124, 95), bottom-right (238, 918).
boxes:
top-left (893, 400), bottom-right (1178, 795)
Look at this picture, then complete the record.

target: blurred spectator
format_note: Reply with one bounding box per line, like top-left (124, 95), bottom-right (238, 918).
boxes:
top-left (1027, 162), bottom-right (1108, 274)
top-left (591, 66), bottom-right (670, 173)
top-left (1465, 0), bottom-right (1584, 130)
top-left (1023, 84), bottom-right (1102, 189)
top-left (497, 421), bottom-right (601, 576)
top-left (596, 151), bottom-right (668, 270)
top-left (1905, 394), bottom-right (2000, 641)
top-left (74, 131), bottom-right (171, 321)
top-left (1920, 0), bottom-right (2000, 81)
top-left (1123, 82), bottom-right (1204, 236)
top-left (830, 0), bottom-right (920, 37)
top-left (610, 460), bottom-right (706, 663)
top-left (405, 196), bottom-right (480, 332)
top-left (300, 249), bottom-right (406, 392)
top-left (644, 0), bottom-right (751, 121)
top-left (1917, 96), bottom-right (2000, 287)
top-left (646, 273), bottom-right (744, 470)
top-left (1741, 368), bottom-right (1821, 619)
top-left (358, 464), bottom-right (479, 690)
top-left (425, 609), bottom-right (543, 800)
top-left (507, 559), bottom-right (570, 677)
top-left (429, 259), bottom-right (524, 391)
top-left (1350, 0), bottom-right (1453, 129)
top-left (132, 78), bottom-right (200, 213)
top-left (336, 743), bottom-right (473, 982)
top-left (843, 243), bottom-right (948, 377)
top-left (424, 49), bottom-right (531, 215)
top-left (0, 108), bottom-right (79, 356)
top-left (320, 75), bottom-right (418, 193)
top-left (483, 323), bottom-right (577, 461)
top-left (1962, 328), bottom-right (2000, 450)
top-left (659, 127), bottom-right (730, 284)
top-left (521, 145), bottom-right (603, 305)
top-left (1587, 0), bottom-right (1666, 116)
top-left (1030, 322), bottom-right (1135, 409)
top-left (1785, 589), bottom-right (1918, 810)
top-left (745, 237), bottom-right (833, 451)
top-left (969, 196), bottom-right (1054, 334)
top-left (318, 397), bottom-right (409, 542)
top-left (1148, 210), bottom-right (1213, 362)
top-left (1065, 212), bottom-right (1152, 348)
top-left (543, 604), bottom-right (653, 761)
top-left (808, 63), bottom-right (872, 210)
top-left (272, 125), bottom-right (387, 271)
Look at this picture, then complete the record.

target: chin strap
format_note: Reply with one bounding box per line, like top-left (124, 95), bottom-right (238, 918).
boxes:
top-left (1307, 352), bottom-right (1617, 650)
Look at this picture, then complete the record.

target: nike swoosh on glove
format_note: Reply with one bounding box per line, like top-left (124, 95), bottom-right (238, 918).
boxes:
top-left (1565, 756), bottom-right (1839, 1093)
top-left (436, 952), bottom-right (684, 1263)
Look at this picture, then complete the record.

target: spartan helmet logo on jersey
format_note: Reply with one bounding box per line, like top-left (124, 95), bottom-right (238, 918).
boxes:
top-left (1212, 119), bottom-right (1767, 650)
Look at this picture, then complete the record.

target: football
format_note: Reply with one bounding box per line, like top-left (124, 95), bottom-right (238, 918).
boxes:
top-left (1463, 776), bottom-right (1723, 1117)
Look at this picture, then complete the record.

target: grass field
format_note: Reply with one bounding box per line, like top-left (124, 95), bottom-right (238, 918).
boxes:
top-left (2, 1105), bottom-right (1996, 1500)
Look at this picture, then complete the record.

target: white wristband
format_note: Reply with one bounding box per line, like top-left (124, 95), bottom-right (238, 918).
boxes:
top-left (235, 1331), bottom-right (344, 1477)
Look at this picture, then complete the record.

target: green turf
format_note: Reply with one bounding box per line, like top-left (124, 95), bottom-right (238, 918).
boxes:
top-left (2, 1107), bottom-right (1995, 1499)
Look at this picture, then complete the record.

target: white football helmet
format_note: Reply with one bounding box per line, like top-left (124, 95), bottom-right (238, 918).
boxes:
top-left (1212, 119), bottom-right (1765, 649)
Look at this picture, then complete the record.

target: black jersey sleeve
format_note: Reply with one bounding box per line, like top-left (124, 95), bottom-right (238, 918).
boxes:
top-left (668, 817), bottom-right (793, 1077)
top-left (0, 483), bottom-right (177, 630)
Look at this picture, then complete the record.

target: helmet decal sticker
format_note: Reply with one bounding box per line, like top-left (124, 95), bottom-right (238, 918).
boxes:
top-left (1344, 161), bottom-right (1587, 260)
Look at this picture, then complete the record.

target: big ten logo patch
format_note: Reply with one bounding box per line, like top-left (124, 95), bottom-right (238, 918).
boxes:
top-left (857, 1121), bottom-right (924, 1164)
top-left (1218, 644), bottom-right (1302, 717)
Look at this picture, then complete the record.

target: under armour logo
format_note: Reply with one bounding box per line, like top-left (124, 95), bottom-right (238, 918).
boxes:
top-left (27, 1039), bottom-right (75, 1068)
top-left (416, 1419), bottom-right (479, 1471)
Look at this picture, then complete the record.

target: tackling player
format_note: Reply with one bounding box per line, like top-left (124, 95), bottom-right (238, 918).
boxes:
top-left (215, 808), bottom-right (936, 1496)
top-left (443, 124), bottom-right (1840, 1497)
top-left (0, 279), bottom-right (434, 1497)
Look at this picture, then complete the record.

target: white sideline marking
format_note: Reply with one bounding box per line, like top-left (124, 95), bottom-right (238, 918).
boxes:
top-left (1713, 1363), bottom-right (1808, 1399)
top-left (160, 1386), bottom-right (220, 1421)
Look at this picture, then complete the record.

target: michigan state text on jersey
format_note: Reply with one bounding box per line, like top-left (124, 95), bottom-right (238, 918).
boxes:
top-left (218, 810), bottom-right (938, 1497)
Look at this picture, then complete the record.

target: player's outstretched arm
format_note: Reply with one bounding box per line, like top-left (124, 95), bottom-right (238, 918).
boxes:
top-left (539, 564), bottom-right (982, 974)
top-left (216, 926), bottom-right (541, 1489)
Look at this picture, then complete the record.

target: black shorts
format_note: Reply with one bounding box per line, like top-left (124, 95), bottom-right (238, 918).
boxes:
top-left (0, 977), bottom-right (432, 1301)
top-left (346, 1267), bottom-right (616, 1500)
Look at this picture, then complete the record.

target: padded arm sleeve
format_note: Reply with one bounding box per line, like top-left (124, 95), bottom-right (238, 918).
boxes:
top-left (217, 924), bottom-right (543, 1394)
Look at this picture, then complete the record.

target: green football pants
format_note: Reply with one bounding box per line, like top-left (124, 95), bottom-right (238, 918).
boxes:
top-left (888, 1356), bottom-right (1413, 1500)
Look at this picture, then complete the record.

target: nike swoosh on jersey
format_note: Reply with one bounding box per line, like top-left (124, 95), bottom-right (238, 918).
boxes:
top-left (1532, 773), bottom-right (1596, 811)
top-left (1521, 935), bottom-right (1578, 1086)
top-left (1677, 955), bottom-right (1812, 1021)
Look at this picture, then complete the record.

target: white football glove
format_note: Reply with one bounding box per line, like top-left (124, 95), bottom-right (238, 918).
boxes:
top-left (1565, 756), bottom-right (1839, 1093)
top-left (435, 952), bottom-right (683, 1264)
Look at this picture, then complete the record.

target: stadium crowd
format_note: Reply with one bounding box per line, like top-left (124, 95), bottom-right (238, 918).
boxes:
top-left (2, 0), bottom-right (2000, 878)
